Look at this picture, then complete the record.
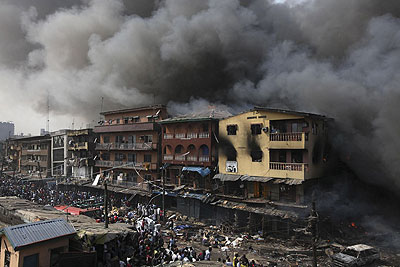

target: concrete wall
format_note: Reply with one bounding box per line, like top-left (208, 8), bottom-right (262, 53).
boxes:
top-left (0, 235), bottom-right (69, 267)
top-left (218, 110), bottom-right (330, 181)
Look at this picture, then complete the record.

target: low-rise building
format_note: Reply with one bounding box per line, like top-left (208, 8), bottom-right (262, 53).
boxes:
top-left (94, 105), bottom-right (168, 185)
top-left (160, 109), bottom-right (228, 189)
top-left (19, 136), bottom-right (51, 178)
top-left (215, 107), bottom-right (334, 203)
top-left (67, 129), bottom-right (97, 179)
top-left (0, 219), bottom-right (76, 267)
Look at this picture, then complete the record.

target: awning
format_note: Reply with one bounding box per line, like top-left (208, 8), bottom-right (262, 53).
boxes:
top-left (213, 173), bottom-right (241, 181)
top-left (240, 175), bottom-right (274, 182)
top-left (214, 174), bottom-right (304, 185)
top-left (182, 167), bottom-right (211, 177)
top-left (273, 178), bottom-right (303, 185)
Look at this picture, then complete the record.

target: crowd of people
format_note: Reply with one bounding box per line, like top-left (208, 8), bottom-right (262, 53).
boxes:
top-left (0, 175), bottom-right (264, 266)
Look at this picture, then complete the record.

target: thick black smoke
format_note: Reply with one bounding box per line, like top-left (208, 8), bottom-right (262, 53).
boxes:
top-left (0, 0), bottom-right (400, 191)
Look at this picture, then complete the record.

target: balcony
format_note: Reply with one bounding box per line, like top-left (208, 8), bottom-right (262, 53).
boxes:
top-left (175, 133), bottom-right (186, 139)
top-left (164, 133), bottom-right (174, 139)
top-left (186, 133), bottom-right (198, 139)
top-left (95, 160), bottom-right (157, 170)
top-left (268, 162), bottom-right (308, 180)
top-left (163, 132), bottom-right (211, 140)
top-left (199, 156), bottom-right (210, 162)
top-left (199, 132), bottom-right (209, 138)
top-left (187, 155), bottom-right (197, 161)
top-left (94, 122), bottom-right (155, 133)
top-left (269, 132), bottom-right (306, 149)
top-left (96, 142), bottom-right (155, 151)
top-left (175, 155), bottom-right (186, 161)
top-left (163, 155), bottom-right (173, 161)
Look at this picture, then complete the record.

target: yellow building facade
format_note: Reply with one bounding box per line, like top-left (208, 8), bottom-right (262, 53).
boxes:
top-left (217, 107), bottom-right (332, 202)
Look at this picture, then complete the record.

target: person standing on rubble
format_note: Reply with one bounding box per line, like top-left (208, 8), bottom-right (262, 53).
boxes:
top-left (233, 253), bottom-right (240, 267)
top-left (205, 246), bottom-right (212, 261)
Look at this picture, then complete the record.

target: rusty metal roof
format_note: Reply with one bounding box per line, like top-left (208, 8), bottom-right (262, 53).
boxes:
top-left (1, 219), bottom-right (75, 250)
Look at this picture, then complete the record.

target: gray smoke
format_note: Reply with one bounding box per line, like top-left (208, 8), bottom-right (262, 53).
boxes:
top-left (0, 0), bottom-right (399, 190)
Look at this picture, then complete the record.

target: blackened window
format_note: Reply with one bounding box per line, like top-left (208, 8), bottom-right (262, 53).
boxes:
top-left (144, 154), bottom-right (152, 162)
top-left (103, 136), bottom-right (110, 143)
top-left (227, 125), bottom-right (237, 135)
top-left (101, 153), bottom-right (110, 160)
top-left (251, 124), bottom-right (262, 135)
top-left (116, 118), bottom-right (120, 124)
top-left (128, 153), bottom-right (136, 162)
top-left (251, 151), bottom-right (263, 162)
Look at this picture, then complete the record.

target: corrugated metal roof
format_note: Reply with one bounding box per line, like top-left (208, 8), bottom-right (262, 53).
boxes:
top-left (214, 174), bottom-right (303, 184)
top-left (213, 173), bottom-right (241, 181)
top-left (2, 219), bottom-right (76, 250)
top-left (240, 175), bottom-right (274, 182)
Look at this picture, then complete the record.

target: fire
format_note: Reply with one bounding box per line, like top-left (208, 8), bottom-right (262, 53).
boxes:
top-left (350, 222), bottom-right (358, 228)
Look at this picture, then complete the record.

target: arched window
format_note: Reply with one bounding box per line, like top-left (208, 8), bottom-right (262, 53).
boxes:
top-left (164, 145), bottom-right (172, 154)
top-left (175, 145), bottom-right (184, 154)
top-left (199, 144), bottom-right (209, 156)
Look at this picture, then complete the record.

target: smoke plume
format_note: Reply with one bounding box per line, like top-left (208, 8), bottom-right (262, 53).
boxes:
top-left (0, 0), bottom-right (400, 191)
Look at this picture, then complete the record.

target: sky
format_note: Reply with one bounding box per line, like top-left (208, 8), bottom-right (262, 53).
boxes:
top-left (0, 0), bottom-right (400, 190)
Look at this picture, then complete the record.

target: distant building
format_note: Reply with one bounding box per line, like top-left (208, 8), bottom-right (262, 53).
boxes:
top-left (40, 129), bottom-right (49, 136)
top-left (215, 107), bottom-right (334, 203)
top-left (0, 219), bottom-right (76, 267)
top-left (67, 129), bottom-right (97, 179)
top-left (160, 109), bottom-right (229, 189)
top-left (94, 105), bottom-right (168, 185)
top-left (0, 122), bottom-right (14, 141)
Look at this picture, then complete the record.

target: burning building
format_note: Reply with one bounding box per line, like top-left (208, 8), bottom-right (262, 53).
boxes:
top-left (215, 107), bottom-right (334, 204)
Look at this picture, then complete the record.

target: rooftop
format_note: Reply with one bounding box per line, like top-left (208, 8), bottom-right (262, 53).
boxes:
top-left (101, 104), bottom-right (166, 116)
top-left (160, 109), bottom-right (232, 124)
top-left (252, 106), bottom-right (331, 120)
top-left (1, 218), bottom-right (75, 250)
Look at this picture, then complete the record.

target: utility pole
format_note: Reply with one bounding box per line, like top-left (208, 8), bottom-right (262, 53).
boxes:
top-left (37, 161), bottom-right (42, 179)
top-left (310, 192), bottom-right (318, 267)
top-left (162, 167), bottom-right (165, 223)
top-left (0, 157), bottom-right (4, 179)
top-left (104, 179), bottom-right (109, 228)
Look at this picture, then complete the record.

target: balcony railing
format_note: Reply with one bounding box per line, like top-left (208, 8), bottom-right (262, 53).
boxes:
top-left (199, 132), bottom-right (209, 138)
top-left (163, 132), bottom-right (211, 139)
top-left (199, 156), bottom-right (210, 162)
top-left (163, 155), bottom-right (173, 161)
top-left (186, 133), bottom-right (198, 139)
top-left (269, 162), bottom-right (308, 171)
top-left (95, 160), bottom-right (155, 170)
top-left (175, 133), bottom-right (186, 139)
top-left (270, 132), bottom-right (304, 142)
top-left (187, 155), bottom-right (197, 161)
top-left (96, 142), bottom-right (154, 150)
top-left (164, 133), bottom-right (174, 139)
top-left (175, 155), bottom-right (186, 161)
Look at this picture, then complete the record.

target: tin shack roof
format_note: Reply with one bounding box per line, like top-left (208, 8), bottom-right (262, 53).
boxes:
top-left (1, 218), bottom-right (75, 251)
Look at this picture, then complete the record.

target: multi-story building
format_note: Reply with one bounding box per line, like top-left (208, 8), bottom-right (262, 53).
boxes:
top-left (160, 110), bottom-right (226, 188)
top-left (51, 130), bottom-right (72, 177)
top-left (3, 138), bottom-right (21, 173)
top-left (19, 135), bottom-right (51, 178)
top-left (67, 129), bottom-right (97, 179)
top-left (94, 105), bottom-right (168, 184)
top-left (216, 107), bottom-right (333, 203)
